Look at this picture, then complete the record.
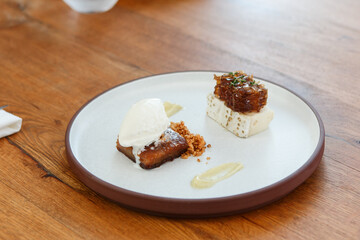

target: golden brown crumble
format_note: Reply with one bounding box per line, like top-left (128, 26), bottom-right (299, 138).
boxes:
top-left (170, 121), bottom-right (207, 159)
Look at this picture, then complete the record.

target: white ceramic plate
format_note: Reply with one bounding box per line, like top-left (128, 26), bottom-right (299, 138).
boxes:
top-left (66, 71), bottom-right (324, 217)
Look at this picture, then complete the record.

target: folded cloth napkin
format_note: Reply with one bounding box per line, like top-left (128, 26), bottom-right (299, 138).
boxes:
top-left (0, 110), bottom-right (22, 138)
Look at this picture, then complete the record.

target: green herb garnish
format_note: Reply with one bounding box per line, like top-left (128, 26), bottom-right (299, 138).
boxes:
top-left (230, 79), bottom-right (239, 86)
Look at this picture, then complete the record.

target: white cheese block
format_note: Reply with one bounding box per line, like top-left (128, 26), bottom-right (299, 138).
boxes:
top-left (206, 94), bottom-right (274, 138)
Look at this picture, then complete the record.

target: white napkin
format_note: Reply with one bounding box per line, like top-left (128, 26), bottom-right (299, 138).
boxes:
top-left (0, 110), bottom-right (22, 138)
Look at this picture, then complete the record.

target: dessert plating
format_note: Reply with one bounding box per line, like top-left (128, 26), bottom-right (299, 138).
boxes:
top-left (116, 98), bottom-right (208, 169)
top-left (207, 71), bottom-right (274, 138)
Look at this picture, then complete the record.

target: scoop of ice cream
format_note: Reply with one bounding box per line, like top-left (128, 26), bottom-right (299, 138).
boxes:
top-left (118, 98), bottom-right (170, 148)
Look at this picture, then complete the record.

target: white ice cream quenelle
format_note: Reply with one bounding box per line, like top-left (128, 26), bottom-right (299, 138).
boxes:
top-left (118, 98), bottom-right (170, 165)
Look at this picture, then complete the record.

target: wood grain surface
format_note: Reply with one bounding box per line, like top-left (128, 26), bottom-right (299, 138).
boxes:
top-left (0, 0), bottom-right (359, 239)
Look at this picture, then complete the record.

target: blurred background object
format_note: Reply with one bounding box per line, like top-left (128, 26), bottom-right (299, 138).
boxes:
top-left (63, 0), bottom-right (118, 13)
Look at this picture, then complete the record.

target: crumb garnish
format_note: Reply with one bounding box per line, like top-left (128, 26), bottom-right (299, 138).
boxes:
top-left (170, 121), bottom-right (207, 159)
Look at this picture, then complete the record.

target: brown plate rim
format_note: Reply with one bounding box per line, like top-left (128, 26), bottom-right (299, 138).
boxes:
top-left (65, 70), bottom-right (325, 218)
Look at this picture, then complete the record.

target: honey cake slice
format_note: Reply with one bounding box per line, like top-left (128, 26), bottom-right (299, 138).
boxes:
top-left (116, 128), bottom-right (188, 169)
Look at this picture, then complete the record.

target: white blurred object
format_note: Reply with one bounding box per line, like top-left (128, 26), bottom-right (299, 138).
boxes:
top-left (63, 0), bottom-right (118, 13)
top-left (0, 110), bottom-right (22, 138)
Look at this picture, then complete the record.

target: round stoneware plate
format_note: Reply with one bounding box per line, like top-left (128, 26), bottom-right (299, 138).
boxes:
top-left (66, 71), bottom-right (324, 217)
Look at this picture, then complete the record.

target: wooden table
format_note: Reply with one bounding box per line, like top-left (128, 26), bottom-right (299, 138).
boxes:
top-left (1, 0), bottom-right (359, 239)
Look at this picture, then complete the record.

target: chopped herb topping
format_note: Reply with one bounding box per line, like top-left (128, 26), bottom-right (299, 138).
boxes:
top-left (230, 79), bottom-right (239, 86)
top-left (226, 71), bottom-right (258, 87)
